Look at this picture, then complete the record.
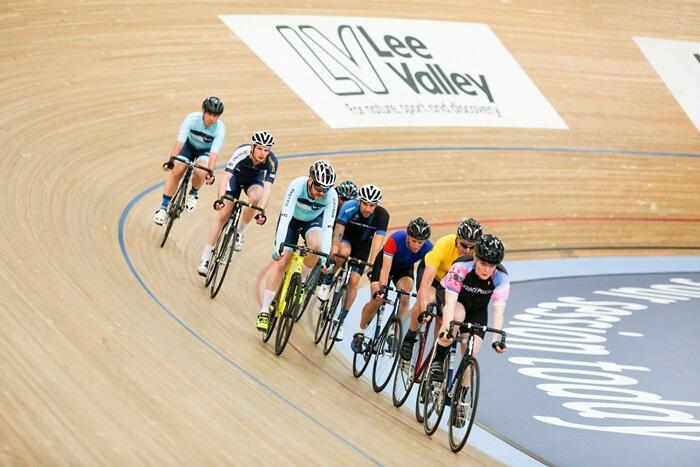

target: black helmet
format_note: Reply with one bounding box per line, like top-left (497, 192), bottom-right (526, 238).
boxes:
top-left (251, 130), bottom-right (274, 147)
top-left (336, 180), bottom-right (359, 200)
top-left (407, 217), bottom-right (431, 241)
top-left (457, 218), bottom-right (482, 242)
top-left (475, 234), bottom-right (505, 264)
top-left (202, 96), bottom-right (224, 115)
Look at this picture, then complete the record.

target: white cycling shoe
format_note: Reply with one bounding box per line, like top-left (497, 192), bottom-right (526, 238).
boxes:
top-left (197, 259), bottom-right (209, 277)
top-left (153, 208), bottom-right (167, 225)
top-left (316, 284), bottom-right (331, 301)
top-left (234, 231), bottom-right (244, 252)
top-left (185, 194), bottom-right (198, 212)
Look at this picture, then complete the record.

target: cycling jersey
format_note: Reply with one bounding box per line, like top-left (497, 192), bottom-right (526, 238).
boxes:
top-left (383, 230), bottom-right (433, 270)
top-left (275, 176), bottom-right (338, 262)
top-left (336, 200), bottom-right (389, 243)
top-left (176, 112), bottom-right (226, 153)
top-left (225, 144), bottom-right (278, 197)
top-left (423, 234), bottom-right (461, 282)
top-left (440, 255), bottom-right (510, 310)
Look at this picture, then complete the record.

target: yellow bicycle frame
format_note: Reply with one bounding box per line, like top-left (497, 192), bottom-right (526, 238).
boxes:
top-left (272, 250), bottom-right (305, 318)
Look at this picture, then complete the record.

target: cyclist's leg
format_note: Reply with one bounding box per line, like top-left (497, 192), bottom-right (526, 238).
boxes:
top-left (190, 150), bottom-right (210, 191)
top-left (259, 217), bottom-right (299, 317)
top-left (394, 274), bottom-right (415, 320)
top-left (241, 179), bottom-right (264, 227)
top-left (357, 247), bottom-right (384, 329)
top-left (199, 194), bottom-right (235, 264)
top-left (162, 140), bottom-right (197, 203)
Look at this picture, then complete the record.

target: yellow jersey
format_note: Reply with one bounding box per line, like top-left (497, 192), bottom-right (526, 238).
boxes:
top-left (423, 234), bottom-right (461, 281)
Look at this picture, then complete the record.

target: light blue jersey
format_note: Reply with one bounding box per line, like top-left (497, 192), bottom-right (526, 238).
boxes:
top-left (275, 176), bottom-right (338, 259)
top-left (176, 112), bottom-right (226, 153)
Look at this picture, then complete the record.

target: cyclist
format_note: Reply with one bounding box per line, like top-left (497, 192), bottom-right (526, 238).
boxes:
top-left (429, 234), bottom-right (510, 379)
top-left (255, 160), bottom-right (338, 331)
top-left (335, 180), bottom-right (359, 210)
top-left (400, 218), bottom-right (483, 360)
top-left (196, 131), bottom-right (277, 276)
top-left (322, 184), bottom-right (389, 341)
top-left (154, 96), bottom-right (225, 225)
top-left (351, 217), bottom-right (433, 353)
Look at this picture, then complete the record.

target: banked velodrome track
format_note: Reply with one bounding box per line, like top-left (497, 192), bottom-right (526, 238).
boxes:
top-left (1, 2), bottom-right (699, 465)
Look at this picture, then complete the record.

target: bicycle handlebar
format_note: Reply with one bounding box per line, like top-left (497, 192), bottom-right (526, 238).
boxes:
top-left (331, 253), bottom-right (371, 268)
top-left (449, 320), bottom-right (507, 348)
top-left (279, 242), bottom-right (331, 259)
top-left (221, 194), bottom-right (264, 212)
top-left (164, 155), bottom-right (214, 176)
top-left (417, 302), bottom-right (439, 323)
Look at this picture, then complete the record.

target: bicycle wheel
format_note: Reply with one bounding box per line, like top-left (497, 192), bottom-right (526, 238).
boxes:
top-left (423, 355), bottom-right (449, 436)
top-left (159, 180), bottom-right (186, 248)
top-left (204, 226), bottom-right (224, 287)
top-left (392, 343), bottom-right (416, 408)
top-left (295, 261), bottom-right (321, 323)
top-left (372, 317), bottom-right (403, 393)
top-left (209, 227), bottom-right (236, 299)
top-left (275, 273), bottom-right (301, 355)
top-left (313, 299), bottom-right (331, 345)
top-left (322, 283), bottom-right (346, 355)
top-left (415, 370), bottom-right (428, 423)
top-left (262, 287), bottom-right (282, 344)
top-left (449, 357), bottom-right (480, 453)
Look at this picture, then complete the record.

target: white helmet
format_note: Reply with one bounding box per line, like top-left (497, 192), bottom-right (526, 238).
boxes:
top-left (358, 184), bottom-right (382, 204)
top-left (309, 160), bottom-right (336, 189)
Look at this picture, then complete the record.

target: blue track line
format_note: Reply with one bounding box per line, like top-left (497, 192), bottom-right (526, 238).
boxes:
top-left (117, 145), bottom-right (699, 464)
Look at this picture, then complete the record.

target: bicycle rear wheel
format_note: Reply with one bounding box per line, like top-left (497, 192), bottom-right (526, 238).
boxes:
top-left (275, 273), bottom-right (301, 355)
top-left (372, 317), bottom-right (402, 393)
top-left (159, 180), bottom-right (186, 248)
top-left (209, 227), bottom-right (235, 299)
top-left (449, 357), bottom-right (480, 453)
top-left (322, 283), bottom-right (346, 355)
top-left (423, 355), bottom-right (448, 436)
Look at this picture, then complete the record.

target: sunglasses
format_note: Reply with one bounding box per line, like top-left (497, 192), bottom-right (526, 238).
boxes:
top-left (312, 182), bottom-right (330, 193)
top-left (458, 241), bottom-right (476, 250)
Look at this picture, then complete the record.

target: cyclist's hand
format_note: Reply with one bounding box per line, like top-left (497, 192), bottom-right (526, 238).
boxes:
top-left (213, 198), bottom-right (225, 210)
top-left (272, 249), bottom-right (284, 261)
top-left (492, 341), bottom-right (506, 353)
top-left (162, 159), bottom-right (174, 171)
top-left (205, 172), bottom-right (216, 185)
top-left (255, 211), bottom-right (267, 225)
top-left (372, 285), bottom-right (387, 300)
top-left (438, 329), bottom-right (454, 345)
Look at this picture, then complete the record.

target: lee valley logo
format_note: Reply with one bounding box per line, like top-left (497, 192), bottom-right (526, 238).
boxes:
top-left (220, 15), bottom-right (568, 129)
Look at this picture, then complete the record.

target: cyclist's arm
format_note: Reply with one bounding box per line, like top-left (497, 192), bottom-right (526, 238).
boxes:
top-left (368, 233), bottom-right (385, 269)
top-left (208, 122), bottom-right (226, 172)
top-left (169, 141), bottom-right (184, 159)
top-left (417, 263), bottom-right (438, 310)
top-left (218, 171), bottom-right (233, 198)
top-left (438, 291), bottom-right (458, 343)
top-left (259, 180), bottom-right (274, 210)
top-left (331, 223), bottom-right (345, 255)
top-left (491, 303), bottom-right (506, 346)
top-left (490, 271), bottom-right (510, 346)
top-left (274, 179), bottom-right (302, 252)
top-left (378, 252), bottom-right (393, 288)
top-left (319, 191), bottom-right (338, 262)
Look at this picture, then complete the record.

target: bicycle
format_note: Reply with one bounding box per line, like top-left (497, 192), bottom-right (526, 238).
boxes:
top-left (391, 302), bottom-right (439, 410)
top-left (261, 242), bottom-right (329, 356)
top-left (420, 320), bottom-right (506, 452)
top-left (352, 286), bottom-right (416, 393)
top-left (159, 155), bottom-right (214, 248)
top-left (313, 255), bottom-right (370, 355)
top-left (204, 194), bottom-right (264, 299)
top-left (294, 254), bottom-right (325, 324)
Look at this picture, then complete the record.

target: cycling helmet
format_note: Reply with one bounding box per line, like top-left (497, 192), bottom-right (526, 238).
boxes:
top-left (309, 160), bottom-right (336, 189)
top-left (457, 218), bottom-right (483, 242)
top-left (251, 130), bottom-right (275, 147)
top-left (358, 184), bottom-right (382, 204)
top-left (336, 180), bottom-right (359, 200)
top-left (475, 234), bottom-right (505, 264)
top-left (407, 217), bottom-right (431, 241)
top-left (202, 96), bottom-right (224, 115)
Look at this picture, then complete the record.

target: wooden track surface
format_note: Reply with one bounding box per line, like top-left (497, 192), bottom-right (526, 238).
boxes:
top-left (1, 1), bottom-right (698, 465)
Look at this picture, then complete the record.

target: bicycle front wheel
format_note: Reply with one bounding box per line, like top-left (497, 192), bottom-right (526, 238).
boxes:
top-left (423, 355), bottom-right (448, 436)
top-left (209, 227), bottom-right (235, 299)
top-left (322, 283), bottom-right (346, 356)
top-left (392, 343), bottom-right (416, 408)
top-left (159, 181), bottom-right (186, 248)
top-left (372, 317), bottom-right (402, 393)
top-left (275, 273), bottom-right (301, 355)
top-left (449, 357), bottom-right (480, 453)
top-left (262, 288), bottom-right (282, 344)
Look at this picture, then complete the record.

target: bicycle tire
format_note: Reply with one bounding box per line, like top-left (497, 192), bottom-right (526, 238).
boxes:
top-left (313, 299), bottom-right (331, 345)
top-left (209, 227), bottom-right (235, 299)
top-left (449, 357), bottom-right (480, 453)
top-left (322, 283), bottom-right (346, 355)
top-left (423, 355), bottom-right (449, 436)
top-left (372, 318), bottom-right (403, 393)
top-left (262, 287), bottom-right (282, 344)
top-left (205, 221), bottom-right (228, 287)
top-left (295, 261), bottom-right (322, 323)
top-left (274, 273), bottom-right (301, 355)
top-left (392, 341), bottom-right (416, 408)
top-left (159, 180), bottom-right (186, 248)
top-left (415, 371), bottom-right (428, 423)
